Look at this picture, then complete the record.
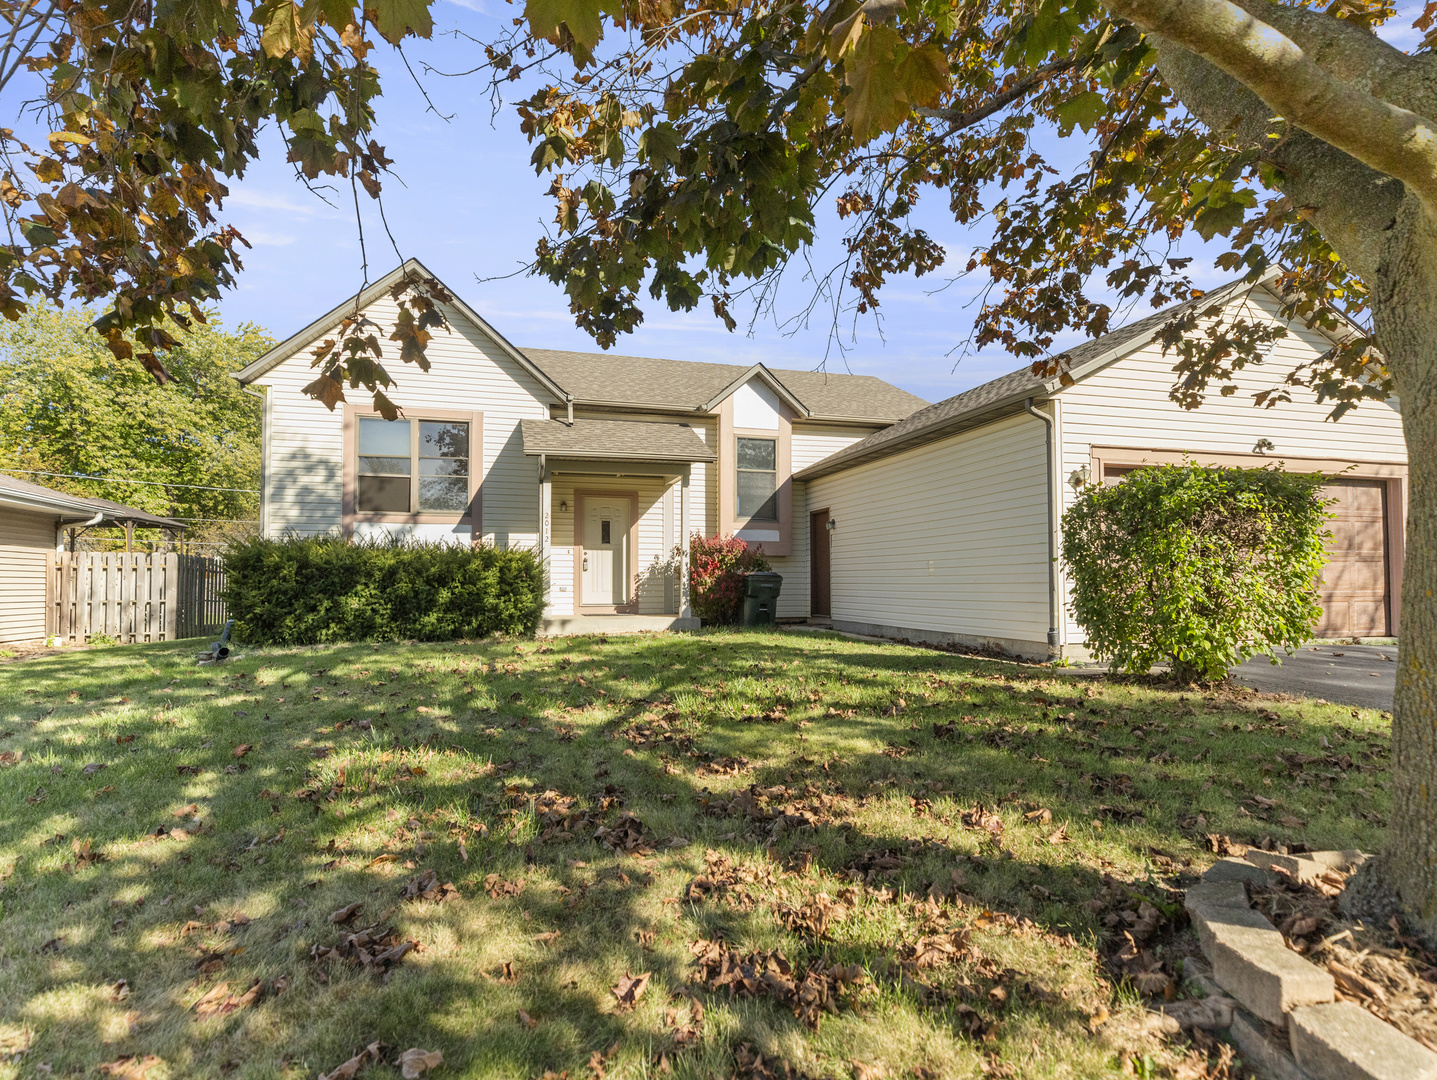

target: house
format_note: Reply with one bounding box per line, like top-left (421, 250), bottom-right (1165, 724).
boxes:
top-left (238, 262), bottom-right (1405, 655)
top-left (232, 259), bottom-right (928, 628)
top-left (796, 274), bottom-right (1406, 658)
top-left (0, 475), bottom-right (185, 644)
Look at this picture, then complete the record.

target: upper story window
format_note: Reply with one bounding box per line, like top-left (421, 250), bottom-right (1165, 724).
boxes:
top-left (358, 418), bottom-right (470, 514)
top-left (736, 436), bottom-right (778, 520)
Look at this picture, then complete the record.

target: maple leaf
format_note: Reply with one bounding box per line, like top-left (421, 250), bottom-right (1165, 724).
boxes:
top-left (365, 0), bottom-right (433, 44)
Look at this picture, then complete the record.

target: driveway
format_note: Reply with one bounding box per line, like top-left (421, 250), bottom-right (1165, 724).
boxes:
top-left (1228, 643), bottom-right (1396, 711)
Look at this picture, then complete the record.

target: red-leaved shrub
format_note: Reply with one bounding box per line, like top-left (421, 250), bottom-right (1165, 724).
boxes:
top-left (686, 534), bottom-right (770, 624)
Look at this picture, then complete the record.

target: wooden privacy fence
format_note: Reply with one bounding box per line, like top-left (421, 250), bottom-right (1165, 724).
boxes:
top-left (51, 552), bottom-right (228, 643)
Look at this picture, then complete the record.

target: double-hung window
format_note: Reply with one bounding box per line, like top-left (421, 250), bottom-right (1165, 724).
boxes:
top-left (736, 436), bottom-right (778, 521)
top-left (357, 417), bottom-right (471, 514)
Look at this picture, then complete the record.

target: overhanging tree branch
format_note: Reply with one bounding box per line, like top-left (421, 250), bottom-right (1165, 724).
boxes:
top-left (1105, 0), bottom-right (1437, 213)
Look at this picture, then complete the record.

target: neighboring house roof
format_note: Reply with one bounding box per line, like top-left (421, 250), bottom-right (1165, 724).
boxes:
top-left (520, 418), bottom-right (717, 462)
top-left (794, 274), bottom-right (1291, 482)
top-left (228, 257), bottom-right (927, 425)
top-left (232, 259), bottom-right (570, 403)
top-left (521, 348), bottom-right (927, 422)
top-left (0, 474), bottom-right (185, 529)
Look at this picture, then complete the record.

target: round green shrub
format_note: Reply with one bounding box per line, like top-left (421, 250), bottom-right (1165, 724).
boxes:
top-left (1061, 464), bottom-right (1329, 682)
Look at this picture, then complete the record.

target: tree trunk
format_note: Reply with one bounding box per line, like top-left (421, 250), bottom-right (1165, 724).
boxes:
top-left (1148, 34), bottom-right (1437, 937)
top-left (1373, 198), bottom-right (1437, 938)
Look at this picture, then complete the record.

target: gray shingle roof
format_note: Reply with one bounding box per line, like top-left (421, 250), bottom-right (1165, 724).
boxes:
top-left (520, 418), bottom-right (716, 462)
top-left (0, 474), bottom-right (186, 528)
top-left (793, 279), bottom-right (1271, 481)
top-left (519, 349), bottom-right (927, 423)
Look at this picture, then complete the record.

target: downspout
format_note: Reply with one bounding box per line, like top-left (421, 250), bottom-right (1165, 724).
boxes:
top-left (1025, 398), bottom-right (1061, 657)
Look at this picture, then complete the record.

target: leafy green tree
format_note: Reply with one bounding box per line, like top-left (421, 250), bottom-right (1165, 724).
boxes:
top-left (1061, 466), bottom-right (1329, 683)
top-left (0, 304), bottom-right (269, 536)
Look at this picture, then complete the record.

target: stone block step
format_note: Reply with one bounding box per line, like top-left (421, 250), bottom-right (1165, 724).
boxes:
top-left (1208, 921), bottom-right (1334, 1025)
top-left (1288, 1001), bottom-right (1437, 1080)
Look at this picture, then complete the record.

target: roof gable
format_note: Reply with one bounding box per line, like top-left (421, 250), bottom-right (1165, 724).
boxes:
top-left (794, 272), bottom-right (1314, 481)
top-left (233, 259), bottom-right (567, 403)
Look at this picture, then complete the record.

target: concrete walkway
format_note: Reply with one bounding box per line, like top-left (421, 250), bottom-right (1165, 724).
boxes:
top-left (1228, 643), bottom-right (1396, 711)
top-left (538, 614), bottom-right (699, 636)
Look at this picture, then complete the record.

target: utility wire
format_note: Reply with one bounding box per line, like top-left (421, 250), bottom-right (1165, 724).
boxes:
top-left (0, 468), bottom-right (258, 494)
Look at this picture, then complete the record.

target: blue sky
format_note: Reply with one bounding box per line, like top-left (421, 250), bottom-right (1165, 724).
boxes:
top-left (199, 5), bottom-right (1425, 403)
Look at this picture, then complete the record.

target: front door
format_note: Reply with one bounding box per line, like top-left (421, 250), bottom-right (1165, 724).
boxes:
top-left (810, 508), bottom-right (831, 617)
top-left (582, 498), bottom-right (629, 607)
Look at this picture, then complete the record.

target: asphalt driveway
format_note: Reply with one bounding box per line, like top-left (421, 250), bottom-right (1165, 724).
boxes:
top-left (1228, 643), bottom-right (1396, 711)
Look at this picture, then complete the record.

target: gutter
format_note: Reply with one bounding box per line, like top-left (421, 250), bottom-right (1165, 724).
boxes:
top-left (1025, 397), bottom-right (1061, 657)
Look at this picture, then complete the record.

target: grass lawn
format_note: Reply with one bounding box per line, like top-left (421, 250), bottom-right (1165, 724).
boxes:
top-left (0, 630), bottom-right (1393, 1080)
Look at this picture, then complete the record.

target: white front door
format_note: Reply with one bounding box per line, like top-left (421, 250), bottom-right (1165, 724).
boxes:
top-left (582, 499), bottom-right (628, 607)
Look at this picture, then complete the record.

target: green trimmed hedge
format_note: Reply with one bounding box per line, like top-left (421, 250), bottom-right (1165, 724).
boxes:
top-left (222, 535), bottom-right (545, 645)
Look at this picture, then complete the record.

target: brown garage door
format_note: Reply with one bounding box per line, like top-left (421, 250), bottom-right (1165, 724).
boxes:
top-left (1316, 479), bottom-right (1390, 638)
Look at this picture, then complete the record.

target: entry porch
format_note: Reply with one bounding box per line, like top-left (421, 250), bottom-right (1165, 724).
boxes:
top-left (522, 418), bottom-right (714, 626)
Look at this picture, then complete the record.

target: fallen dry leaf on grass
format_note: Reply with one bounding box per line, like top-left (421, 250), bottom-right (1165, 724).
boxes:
top-left (98, 1055), bottom-right (163, 1078)
top-left (319, 1042), bottom-right (385, 1080)
top-left (1024, 808), bottom-right (1052, 824)
top-left (484, 873), bottom-right (524, 898)
top-left (396, 1048), bottom-right (443, 1078)
top-left (331, 902), bottom-right (364, 924)
top-left (400, 869), bottom-right (458, 903)
top-left (1046, 824), bottom-right (1070, 845)
top-left (193, 979), bottom-right (263, 1018)
top-left (232, 744), bottom-right (252, 758)
top-left (851, 1062), bottom-right (887, 1080)
top-left (611, 970), bottom-right (651, 1010)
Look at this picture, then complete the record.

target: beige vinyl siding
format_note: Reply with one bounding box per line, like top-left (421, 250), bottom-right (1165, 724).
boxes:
top-left (1056, 289), bottom-right (1406, 643)
top-left (763, 424), bottom-right (874, 618)
top-left (791, 424), bottom-right (880, 471)
top-left (255, 297), bottom-right (554, 544)
top-left (0, 509), bottom-right (54, 643)
top-left (806, 413), bottom-right (1051, 652)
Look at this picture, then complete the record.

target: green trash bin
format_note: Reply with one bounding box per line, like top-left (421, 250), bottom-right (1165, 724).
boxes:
top-left (741, 572), bottom-right (783, 626)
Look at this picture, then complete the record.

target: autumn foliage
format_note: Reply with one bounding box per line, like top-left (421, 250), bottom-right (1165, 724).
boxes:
top-left (686, 534), bottom-right (771, 625)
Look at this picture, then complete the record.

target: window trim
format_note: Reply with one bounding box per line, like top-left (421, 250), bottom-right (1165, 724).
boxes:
top-left (735, 434), bottom-right (779, 521)
top-left (716, 385), bottom-right (794, 557)
top-left (342, 406), bottom-right (483, 536)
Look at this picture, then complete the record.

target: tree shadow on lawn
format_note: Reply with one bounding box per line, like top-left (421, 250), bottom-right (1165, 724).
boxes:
top-left (0, 632), bottom-right (1390, 1078)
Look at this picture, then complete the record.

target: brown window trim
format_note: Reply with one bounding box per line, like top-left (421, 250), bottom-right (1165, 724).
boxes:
top-left (717, 393), bottom-right (793, 557)
top-left (342, 405), bottom-right (483, 539)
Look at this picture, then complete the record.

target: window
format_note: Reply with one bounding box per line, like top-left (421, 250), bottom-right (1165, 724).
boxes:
top-left (601, 519), bottom-right (611, 544)
top-left (357, 418), bottom-right (470, 514)
top-left (736, 436), bottom-right (778, 520)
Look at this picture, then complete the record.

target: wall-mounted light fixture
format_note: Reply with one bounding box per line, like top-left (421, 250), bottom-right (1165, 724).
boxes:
top-left (1067, 465), bottom-right (1092, 492)
top-left (559, 499), bottom-right (569, 512)
top-left (826, 518), bottom-right (837, 532)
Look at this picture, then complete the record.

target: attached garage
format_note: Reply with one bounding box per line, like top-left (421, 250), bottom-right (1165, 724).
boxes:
top-left (795, 274), bottom-right (1407, 659)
